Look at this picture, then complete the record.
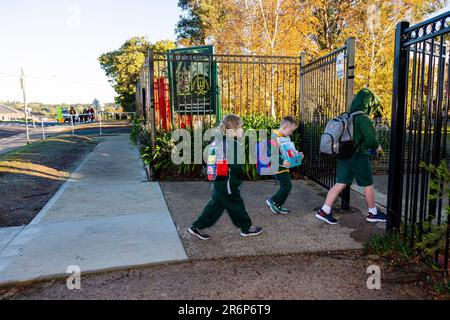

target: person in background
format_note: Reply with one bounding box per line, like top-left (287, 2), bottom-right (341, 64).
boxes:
top-left (69, 106), bottom-right (77, 124)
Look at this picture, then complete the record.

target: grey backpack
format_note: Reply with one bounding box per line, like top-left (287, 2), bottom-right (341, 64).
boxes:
top-left (320, 111), bottom-right (364, 159)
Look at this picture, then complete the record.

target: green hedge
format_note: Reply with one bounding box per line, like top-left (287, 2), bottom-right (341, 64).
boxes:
top-left (134, 114), bottom-right (302, 181)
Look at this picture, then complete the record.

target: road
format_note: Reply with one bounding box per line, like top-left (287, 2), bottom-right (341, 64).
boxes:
top-left (0, 122), bottom-right (131, 155)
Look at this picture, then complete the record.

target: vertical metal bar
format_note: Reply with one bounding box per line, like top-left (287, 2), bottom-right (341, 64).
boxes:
top-left (411, 41), bottom-right (427, 245)
top-left (341, 38), bottom-right (356, 210)
top-left (264, 58), bottom-right (267, 117)
top-left (258, 57), bottom-right (261, 114)
top-left (228, 56), bottom-right (231, 114)
top-left (246, 56), bottom-right (249, 115)
top-left (235, 56), bottom-right (238, 114)
top-left (148, 50), bottom-right (157, 153)
top-left (41, 119), bottom-right (45, 140)
top-left (288, 61), bottom-right (291, 116)
top-left (418, 39), bottom-right (436, 239)
top-left (299, 52), bottom-right (305, 122)
top-left (429, 37), bottom-right (445, 223)
top-left (404, 43), bottom-right (418, 238)
top-left (252, 56), bottom-right (255, 115)
top-left (387, 21), bottom-right (410, 232)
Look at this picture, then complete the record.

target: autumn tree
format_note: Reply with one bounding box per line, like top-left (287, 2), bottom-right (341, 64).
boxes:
top-left (347, 0), bottom-right (446, 118)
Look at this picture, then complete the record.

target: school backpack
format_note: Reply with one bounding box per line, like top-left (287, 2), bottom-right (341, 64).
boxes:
top-left (320, 111), bottom-right (364, 159)
top-left (206, 138), bottom-right (229, 181)
top-left (256, 138), bottom-right (278, 176)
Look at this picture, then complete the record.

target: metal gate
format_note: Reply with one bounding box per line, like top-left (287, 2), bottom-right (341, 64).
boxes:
top-left (300, 38), bottom-right (356, 209)
top-left (138, 50), bottom-right (301, 130)
top-left (388, 12), bottom-right (450, 272)
top-left (138, 41), bottom-right (356, 210)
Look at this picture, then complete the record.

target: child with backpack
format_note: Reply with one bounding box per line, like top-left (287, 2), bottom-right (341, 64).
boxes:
top-left (265, 116), bottom-right (304, 215)
top-left (188, 114), bottom-right (263, 240)
top-left (316, 88), bottom-right (387, 225)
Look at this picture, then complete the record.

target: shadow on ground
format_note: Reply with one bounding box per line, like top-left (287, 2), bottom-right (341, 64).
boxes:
top-left (160, 179), bottom-right (385, 260)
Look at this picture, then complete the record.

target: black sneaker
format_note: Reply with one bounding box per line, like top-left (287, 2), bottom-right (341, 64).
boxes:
top-left (315, 209), bottom-right (338, 225)
top-left (367, 211), bottom-right (387, 223)
top-left (188, 227), bottom-right (210, 240)
top-left (266, 199), bottom-right (283, 215)
top-left (240, 226), bottom-right (263, 237)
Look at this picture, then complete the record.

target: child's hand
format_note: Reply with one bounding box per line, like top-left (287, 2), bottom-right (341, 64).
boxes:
top-left (376, 145), bottom-right (384, 155)
top-left (283, 160), bottom-right (291, 167)
top-left (300, 152), bottom-right (304, 160)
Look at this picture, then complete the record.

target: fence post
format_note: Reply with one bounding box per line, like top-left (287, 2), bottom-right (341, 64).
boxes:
top-left (71, 115), bottom-right (75, 135)
top-left (99, 111), bottom-right (103, 135)
top-left (41, 119), bottom-right (45, 140)
top-left (299, 51), bottom-right (305, 120)
top-left (147, 49), bottom-right (157, 181)
top-left (387, 21), bottom-right (410, 233)
top-left (341, 37), bottom-right (356, 211)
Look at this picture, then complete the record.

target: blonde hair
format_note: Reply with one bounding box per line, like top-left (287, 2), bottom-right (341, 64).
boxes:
top-left (280, 115), bottom-right (298, 128)
top-left (219, 114), bottom-right (243, 135)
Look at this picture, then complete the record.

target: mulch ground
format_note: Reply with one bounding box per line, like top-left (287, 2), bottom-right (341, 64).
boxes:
top-left (0, 135), bottom-right (98, 227)
top-left (0, 250), bottom-right (431, 300)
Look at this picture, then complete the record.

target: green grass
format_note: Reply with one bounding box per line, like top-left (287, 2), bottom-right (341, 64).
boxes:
top-left (363, 232), bottom-right (414, 259)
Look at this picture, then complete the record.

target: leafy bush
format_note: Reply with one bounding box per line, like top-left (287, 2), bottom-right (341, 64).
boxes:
top-left (139, 114), bottom-right (303, 180)
top-left (416, 160), bottom-right (450, 262)
top-left (363, 232), bottom-right (414, 259)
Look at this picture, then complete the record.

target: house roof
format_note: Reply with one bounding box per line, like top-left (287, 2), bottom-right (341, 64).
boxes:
top-left (0, 104), bottom-right (23, 114)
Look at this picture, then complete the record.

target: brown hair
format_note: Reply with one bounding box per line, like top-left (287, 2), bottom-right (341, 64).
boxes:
top-left (219, 114), bottom-right (243, 134)
top-left (280, 115), bottom-right (298, 127)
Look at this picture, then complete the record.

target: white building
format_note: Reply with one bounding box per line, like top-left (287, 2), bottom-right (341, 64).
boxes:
top-left (0, 105), bottom-right (25, 121)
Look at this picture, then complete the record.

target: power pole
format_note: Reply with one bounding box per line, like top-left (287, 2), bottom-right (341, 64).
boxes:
top-left (20, 68), bottom-right (30, 144)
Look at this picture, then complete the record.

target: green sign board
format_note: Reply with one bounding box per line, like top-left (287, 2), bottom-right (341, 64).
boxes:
top-left (56, 106), bottom-right (63, 122)
top-left (168, 46), bottom-right (218, 115)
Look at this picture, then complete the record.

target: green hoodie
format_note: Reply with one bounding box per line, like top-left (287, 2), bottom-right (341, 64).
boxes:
top-left (349, 88), bottom-right (380, 155)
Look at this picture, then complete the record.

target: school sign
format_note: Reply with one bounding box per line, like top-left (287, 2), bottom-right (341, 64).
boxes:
top-left (168, 46), bottom-right (218, 115)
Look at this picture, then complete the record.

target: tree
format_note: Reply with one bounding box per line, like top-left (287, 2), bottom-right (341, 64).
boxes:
top-left (346, 0), bottom-right (447, 118)
top-left (176, 0), bottom-right (447, 119)
top-left (98, 38), bottom-right (176, 112)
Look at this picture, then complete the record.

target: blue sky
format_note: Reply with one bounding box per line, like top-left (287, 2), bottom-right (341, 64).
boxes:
top-left (0, 1), bottom-right (449, 105)
top-left (0, 0), bottom-right (182, 104)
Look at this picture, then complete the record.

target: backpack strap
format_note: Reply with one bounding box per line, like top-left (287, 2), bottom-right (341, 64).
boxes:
top-left (350, 111), bottom-right (364, 117)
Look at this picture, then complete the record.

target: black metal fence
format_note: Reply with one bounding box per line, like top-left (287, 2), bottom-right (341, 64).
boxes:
top-left (300, 38), bottom-right (356, 209)
top-left (136, 51), bottom-right (301, 132)
top-left (388, 12), bottom-right (450, 273)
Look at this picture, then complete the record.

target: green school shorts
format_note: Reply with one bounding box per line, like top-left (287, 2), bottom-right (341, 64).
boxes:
top-left (336, 153), bottom-right (373, 187)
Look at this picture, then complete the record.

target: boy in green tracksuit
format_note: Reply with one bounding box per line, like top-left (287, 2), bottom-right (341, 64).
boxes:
top-left (266, 116), bottom-right (303, 215)
top-left (188, 114), bottom-right (263, 240)
top-left (315, 88), bottom-right (387, 225)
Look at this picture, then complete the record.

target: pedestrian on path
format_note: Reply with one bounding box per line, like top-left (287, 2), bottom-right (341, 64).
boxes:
top-left (265, 116), bottom-right (304, 215)
top-left (316, 88), bottom-right (387, 225)
top-left (188, 114), bottom-right (263, 240)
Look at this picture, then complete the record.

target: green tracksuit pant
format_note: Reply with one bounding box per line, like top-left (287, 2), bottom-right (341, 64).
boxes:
top-left (271, 171), bottom-right (292, 206)
top-left (192, 185), bottom-right (252, 233)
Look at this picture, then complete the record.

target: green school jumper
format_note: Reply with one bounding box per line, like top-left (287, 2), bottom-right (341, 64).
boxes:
top-left (192, 137), bottom-right (252, 233)
top-left (270, 130), bottom-right (292, 206)
top-left (336, 88), bottom-right (380, 187)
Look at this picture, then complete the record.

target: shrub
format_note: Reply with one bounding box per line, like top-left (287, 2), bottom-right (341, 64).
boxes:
top-left (363, 232), bottom-right (414, 259)
top-left (139, 114), bottom-right (303, 180)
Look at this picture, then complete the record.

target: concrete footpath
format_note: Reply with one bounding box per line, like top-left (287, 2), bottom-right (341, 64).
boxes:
top-left (0, 134), bottom-right (187, 286)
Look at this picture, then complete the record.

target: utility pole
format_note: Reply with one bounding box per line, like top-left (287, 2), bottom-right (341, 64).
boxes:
top-left (20, 68), bottom-right (30, 144)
